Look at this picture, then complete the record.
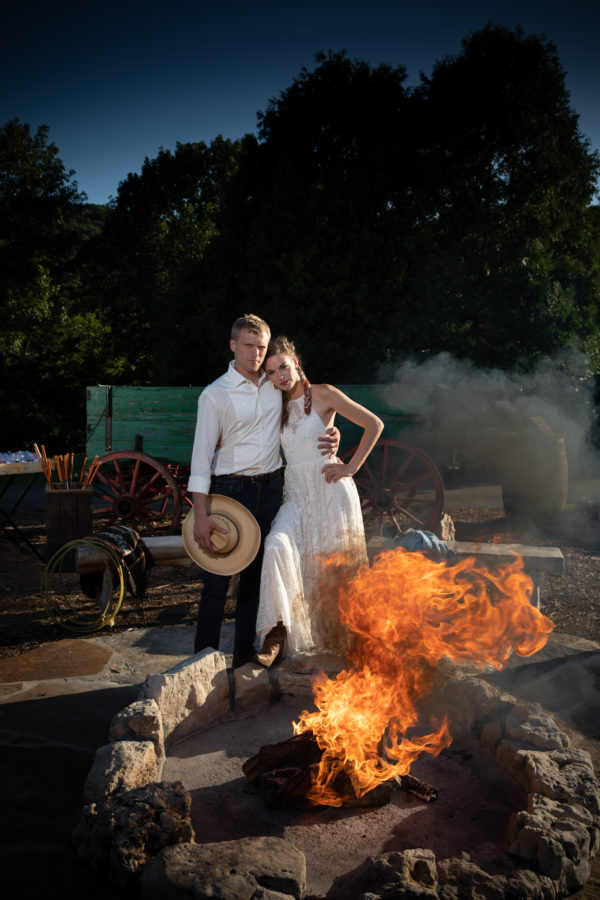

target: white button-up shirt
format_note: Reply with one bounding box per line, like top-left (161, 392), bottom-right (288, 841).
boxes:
top-left (187, 361), bottom-right (283, 495)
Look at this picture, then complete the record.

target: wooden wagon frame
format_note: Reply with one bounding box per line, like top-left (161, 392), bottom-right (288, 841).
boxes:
top-left (86, 385), bottom-right (446, 536)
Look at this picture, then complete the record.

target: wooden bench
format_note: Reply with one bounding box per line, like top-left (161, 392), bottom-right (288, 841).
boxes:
top-left (366, 538), bottom-right (563, 609)
top-left (77, 536), bottom-right (563, 610)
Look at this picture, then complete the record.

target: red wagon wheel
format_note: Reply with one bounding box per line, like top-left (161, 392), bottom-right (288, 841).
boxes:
top-left (341, 438), bottom-right (444, 536)
top-left (92, 451), bottom-right (183, 535)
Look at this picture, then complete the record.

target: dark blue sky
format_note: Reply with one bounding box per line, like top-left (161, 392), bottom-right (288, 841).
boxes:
top-left (3, 0), bottom-right (599, 204)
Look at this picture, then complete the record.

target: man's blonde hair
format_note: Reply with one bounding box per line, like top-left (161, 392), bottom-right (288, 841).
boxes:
top-left (231, 314), bottom-right (271, 340)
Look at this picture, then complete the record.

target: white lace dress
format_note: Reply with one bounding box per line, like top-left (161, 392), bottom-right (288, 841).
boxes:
top-left (256, 396), bottom-right (368, 655)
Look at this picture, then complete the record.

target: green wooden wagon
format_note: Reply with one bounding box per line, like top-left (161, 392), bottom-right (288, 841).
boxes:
top-left (86, 385), bottom-right (446, 535)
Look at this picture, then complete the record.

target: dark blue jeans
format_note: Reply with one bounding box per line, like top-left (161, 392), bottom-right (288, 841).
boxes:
top-left (194, 472), bottom-right (283, 660)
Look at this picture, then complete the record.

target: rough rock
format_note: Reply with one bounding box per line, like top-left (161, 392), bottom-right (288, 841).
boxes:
top-left (434, 668), bottom-right (519, 736)
top-left (233, 663), bottom-right (272, 711)
top-left (505, 709), bottom-right (571, 750)
top-left (141, 836), bottom-right (306, 900)
top-left (327, 849), bottom-right (438, 898)
top-left (110, 698), bottom-right (165, 761)
top-left (508, 793), bottom-right (599, 895)
top-left (436, 857), bottom-right (555, 899)
top-left (84, 739), bottom-right (160, 801)
top-left (141, 649), bottom-right (229, 748)
top-left (496, 742), bottom-right (600, 815)
top-left (73, 780), bottom-right (194, 892)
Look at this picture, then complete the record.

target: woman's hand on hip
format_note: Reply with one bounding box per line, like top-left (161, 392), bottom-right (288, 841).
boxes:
top-left (321, 461), bottom-right (355, 483)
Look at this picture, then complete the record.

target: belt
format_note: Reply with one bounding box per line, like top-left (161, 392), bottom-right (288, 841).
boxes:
top-left (213, 468), bottom-right (283, 485)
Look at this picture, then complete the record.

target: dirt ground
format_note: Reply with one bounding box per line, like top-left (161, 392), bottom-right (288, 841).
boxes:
top-left (1, 502), bottom-right (599, 659)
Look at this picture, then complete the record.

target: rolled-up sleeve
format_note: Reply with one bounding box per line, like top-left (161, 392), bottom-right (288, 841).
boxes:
top-left (187, 389), bottom-right (221, 495)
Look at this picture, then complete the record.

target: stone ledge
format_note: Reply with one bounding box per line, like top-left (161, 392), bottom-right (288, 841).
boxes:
top-left (140, 648), bottom-right (229, 749)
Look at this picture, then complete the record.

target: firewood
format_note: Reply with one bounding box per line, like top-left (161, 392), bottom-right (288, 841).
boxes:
top-left (263, 763), bottom-right (393, 809)
top-left (393, 772), bottom-right (438, 802)
top-left (244, 731), bottom-right (393, 808)
top-left (264, 766), bottom-right (316, 809)
top-left (242, 731), bottom-right (321, 785)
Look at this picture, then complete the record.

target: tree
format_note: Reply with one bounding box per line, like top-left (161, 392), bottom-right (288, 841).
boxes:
top-left (406, 24), bottom-right (600, 368)
top-left (0, 120), bottom-right (116, 449)
top-left (200, 51), bottom-right (414, 382)
top-left (93, 137), bottom-right (242, 385)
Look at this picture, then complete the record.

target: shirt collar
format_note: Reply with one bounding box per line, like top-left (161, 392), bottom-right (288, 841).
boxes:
top-left (225, 359), bottom-right (267, 387)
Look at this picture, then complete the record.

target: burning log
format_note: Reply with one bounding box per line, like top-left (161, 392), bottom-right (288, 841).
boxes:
top-left (244, 731), bottom-right (426, 809)
top-left (242, 731), bottom-right (321, 786)
top-left (261, 762), bottom-right (393, 809)
top-left (393, 773), bottom-right (438, 802)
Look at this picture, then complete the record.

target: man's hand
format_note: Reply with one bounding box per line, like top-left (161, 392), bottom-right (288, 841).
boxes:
top-left (192, 493), bottom-right (227, 552)
top-left (318, 425), bottom-right (340, 457)
top-left (193, 514), bottom-right (228, 552)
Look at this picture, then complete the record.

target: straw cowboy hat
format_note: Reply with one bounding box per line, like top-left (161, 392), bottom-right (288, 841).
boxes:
top-left (182, 494), bottom-right (261, 576)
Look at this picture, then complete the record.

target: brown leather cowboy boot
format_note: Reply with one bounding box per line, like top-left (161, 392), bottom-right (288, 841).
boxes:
top-left (254, 622), bottom-right (286, 667)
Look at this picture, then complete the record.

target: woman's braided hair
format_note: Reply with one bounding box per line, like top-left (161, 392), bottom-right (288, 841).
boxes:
top-left (266, 336), bottom-right (312, 429)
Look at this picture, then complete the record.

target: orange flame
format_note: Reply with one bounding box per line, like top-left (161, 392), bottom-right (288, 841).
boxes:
top-left (293, 547), bottom-right (554, 806)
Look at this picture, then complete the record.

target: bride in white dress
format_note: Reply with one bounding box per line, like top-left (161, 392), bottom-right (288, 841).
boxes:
top-left (255, 337), bottom-right (383, 664)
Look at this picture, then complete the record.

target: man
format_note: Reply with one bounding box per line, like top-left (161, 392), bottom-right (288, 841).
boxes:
top-left (188, 314), bottom-right (338, 666)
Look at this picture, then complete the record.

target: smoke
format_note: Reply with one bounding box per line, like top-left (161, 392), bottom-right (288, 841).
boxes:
top-left (376, 349), bottom-right (599, 514)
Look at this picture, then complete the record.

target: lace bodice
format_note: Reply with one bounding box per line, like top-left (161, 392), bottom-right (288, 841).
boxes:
top-left (281, 396), bottom-right (333, 466)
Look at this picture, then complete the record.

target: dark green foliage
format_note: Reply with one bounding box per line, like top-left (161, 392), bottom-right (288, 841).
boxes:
top-left (405, 24), bottom-right (600, 368)
top-left (0, 120), bottom-right (115, 451)
top-left (91, 137), bottom-right (242, 386)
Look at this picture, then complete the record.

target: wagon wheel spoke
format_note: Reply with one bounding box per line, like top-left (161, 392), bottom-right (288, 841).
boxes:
top-left (93, 470), bottom-right (121, 498)
top-left (392, 504), bottom-right (428, 528)
top-left (129, 458), bottom-right (142, 495)
top-left (380, 441), bottom-right (390, 486)
top-left (144, 508), bottom-right (167, 519)
top-left (110, 458), bottom-right (127, 493)
top-left (145, 489), bottom-right (172, 505)
top-left (137, 469), bottom-right (162, 498)
top-left (390, 511), bottom-right (405, 532)
top-left (359, 460), bottom-right (378, 489)
top-left (389, 449), bottom-right (417, 485)
top-left (93, 500), bottom-right (117, 516)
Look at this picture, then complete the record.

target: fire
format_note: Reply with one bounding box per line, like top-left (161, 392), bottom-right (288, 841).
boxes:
top-left (293, 547), bottom-right (554, 806)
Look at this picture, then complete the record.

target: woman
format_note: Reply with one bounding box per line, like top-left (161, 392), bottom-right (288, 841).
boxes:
top-left (255, 336), bottom-right (383, 665)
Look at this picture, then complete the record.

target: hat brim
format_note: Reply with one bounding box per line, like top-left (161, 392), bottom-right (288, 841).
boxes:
top-left (182, 494), bottom-right (261, 576)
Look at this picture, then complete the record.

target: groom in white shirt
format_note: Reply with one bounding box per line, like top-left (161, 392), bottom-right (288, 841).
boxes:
top-left (188, 314), bottom-right (338, 666)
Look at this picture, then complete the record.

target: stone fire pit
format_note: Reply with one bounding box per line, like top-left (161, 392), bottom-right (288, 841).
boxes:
top-left (73, 645), bottom-right (600, 899)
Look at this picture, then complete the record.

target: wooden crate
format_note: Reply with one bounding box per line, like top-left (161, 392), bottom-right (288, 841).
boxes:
top-left (45, 484), bottom-right (93, 571)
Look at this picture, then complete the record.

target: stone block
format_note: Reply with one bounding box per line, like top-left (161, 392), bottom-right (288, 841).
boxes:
top-left (281, 649), bottom-right (346, 676)
top-left (141, 648), bottom-right (229, 748)
top-left (234, 664), bottom-right (273, 711)
top-left (84, 740), bottom-right (160, 802)
top-left (141, 836), bottom-right (306, 900)
top-left (276, 669), bottom-right (319, 699)
top-left (109, 698), bottom-right (165, 760)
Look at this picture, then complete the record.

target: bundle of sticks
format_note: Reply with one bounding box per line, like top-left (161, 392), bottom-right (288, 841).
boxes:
top-left (33, 445), bottom-right (101, 488)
